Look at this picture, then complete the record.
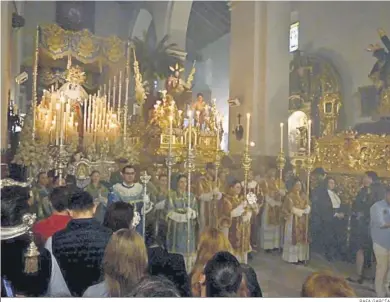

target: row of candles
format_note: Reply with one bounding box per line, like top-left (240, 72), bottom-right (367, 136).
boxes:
top-left (279, 119), bottom-right (312, 155)
top-left (166, 109), bottom-right (223, 149)
top-left (37, 89), bottom-right (78, 146)
top-left (36, 88), bottom-right (122, 148)
top-left (82, 92), bottom-right (121, 148)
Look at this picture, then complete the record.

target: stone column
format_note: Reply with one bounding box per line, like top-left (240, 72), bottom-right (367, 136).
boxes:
top-left (1, 1), bottom-right (12, 151)
top-left (229, 1), bottom-right (291, 156)
top-left (11, 1), bottom-right (25, 112)
top-left (229, 1), bottom-right (268, 156)
top-left (264, 2), bottom-right (291, 156)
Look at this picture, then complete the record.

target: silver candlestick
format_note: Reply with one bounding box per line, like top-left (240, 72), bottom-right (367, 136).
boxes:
top-left (140, 171), bottom-right (151, 239)
top-left (185, 148), bottom-right (196, 257)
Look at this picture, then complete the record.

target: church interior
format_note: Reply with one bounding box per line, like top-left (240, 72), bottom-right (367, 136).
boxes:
top-left (1, 0), bottom-right (390, 298)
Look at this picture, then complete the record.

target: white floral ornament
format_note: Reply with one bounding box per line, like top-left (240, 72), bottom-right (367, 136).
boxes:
top-left (246, 192), bottom-right (257, 206)
top-left (132, 211), bottom-right (141, 228)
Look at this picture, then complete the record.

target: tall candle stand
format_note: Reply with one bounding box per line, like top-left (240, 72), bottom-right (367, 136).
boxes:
top-left (166, 116), bottom-right (176, 197)
top-left (185, 110), bottom-right (196, 261)
top-left (140, 171), bottom-right (151, 239)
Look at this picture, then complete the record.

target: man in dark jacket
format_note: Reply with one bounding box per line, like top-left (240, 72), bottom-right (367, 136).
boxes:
top-left (51, 191), bottom-right (112, 296)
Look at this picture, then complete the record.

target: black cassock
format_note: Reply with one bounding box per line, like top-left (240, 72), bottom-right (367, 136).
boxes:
top-left (311, 186), bottom-right (348, 261)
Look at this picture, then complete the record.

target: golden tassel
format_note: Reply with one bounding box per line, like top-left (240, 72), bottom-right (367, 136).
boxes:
top-left (24, 230), bottom-right (40, 274)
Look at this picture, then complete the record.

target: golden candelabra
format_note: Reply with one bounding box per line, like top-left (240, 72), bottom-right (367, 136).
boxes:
top-left (185, 110), bottom-right (196, 257)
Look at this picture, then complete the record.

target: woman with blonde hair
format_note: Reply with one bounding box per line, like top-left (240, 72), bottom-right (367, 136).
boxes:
top-left (189, 227), bottom-right (232, 297)
top-left (83, 228), bottom-right (148, 297)
top-left (301, 271), bottom-right (356, 297)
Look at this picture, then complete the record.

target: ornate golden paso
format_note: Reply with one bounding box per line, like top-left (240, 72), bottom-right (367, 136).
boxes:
top-left (313, 130), bottom-right (390, 178)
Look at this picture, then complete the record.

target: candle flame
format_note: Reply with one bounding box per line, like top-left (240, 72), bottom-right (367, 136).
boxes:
top-left (246, 113), bottom-right (251, 118)
top-left (280, 122), bottom-right (284, 127)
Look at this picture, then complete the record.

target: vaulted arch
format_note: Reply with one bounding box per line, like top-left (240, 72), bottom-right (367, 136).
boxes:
top-left (131, 8), bottom-right (153, 39)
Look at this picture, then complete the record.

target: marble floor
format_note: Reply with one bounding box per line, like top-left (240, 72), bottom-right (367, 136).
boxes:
top-left (248, 250), bottom-right (376, 297)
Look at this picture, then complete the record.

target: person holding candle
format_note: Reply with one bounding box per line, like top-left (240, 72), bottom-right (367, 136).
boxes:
top-left (195, 163), bottom-right (223, 233)
top-left (111, 165), bottom-right (152, 237)
top-left (218, 177), bottom-right (254, 264)
top-left (281, 178), bottom-right (311, 264)
top-left (241, 170), bottom-right (264, 253)
top-left (166, 174), bottom-right (198, 273)
top-left (259, 168), bottom-right (286, 253)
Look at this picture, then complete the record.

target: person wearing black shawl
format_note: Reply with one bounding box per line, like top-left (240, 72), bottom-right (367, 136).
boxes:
top-left (311, 177), bottom-right (348, 261)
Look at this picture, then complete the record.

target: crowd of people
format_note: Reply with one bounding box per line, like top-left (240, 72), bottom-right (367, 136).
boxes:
top-left (1, 158), bottom-right (389, 297)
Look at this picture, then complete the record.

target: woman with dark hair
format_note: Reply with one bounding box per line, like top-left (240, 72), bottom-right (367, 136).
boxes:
top-left (102, 202), bottom-right (134, 232)
top-left (166, 174), bottom-right (198, 272)
top-left (85, 170), bottom-right (109, 202)
top-left (240, 264), bottom-right (263, 297)
top-left (200, 251), bottom-right (242, 297)
top-left (1, 185), bottom-right (52, 297)
top-left (311, 177), bottom-right (347, 261)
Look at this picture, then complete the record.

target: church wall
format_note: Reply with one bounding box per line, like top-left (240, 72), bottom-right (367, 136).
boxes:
top-left (292, 1), bottom-right (390, 127)
top-left (94, 2), bottom-right (129, 40)
top-left (22, 1), bottom-right (56, 62)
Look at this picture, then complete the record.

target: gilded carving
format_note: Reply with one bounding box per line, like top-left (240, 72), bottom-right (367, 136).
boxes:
top-left (313, 130), bottom-right (390, 177)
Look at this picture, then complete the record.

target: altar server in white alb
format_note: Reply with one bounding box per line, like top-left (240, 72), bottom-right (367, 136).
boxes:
top-left (111, 165), bottom-right (152, 237)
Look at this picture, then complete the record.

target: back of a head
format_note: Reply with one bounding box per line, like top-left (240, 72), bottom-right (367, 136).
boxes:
top-left (240, 264), bottom-right (263, 297)
top-left (204, 251), bottom-right (242, 297)
top-left (103, 228), bottom-right (148, 296)
top-left (1, 186), bottom-right (31, 227)
top-left (103, 202), bottom-right (134, 232)
top-left (195, 228), bottom-right (233, 267)
top-left (301, 272), bottom-right (356, 297)
top-left (68, 190), bottom-right (94, 212)
top-left (127, 275), bottom-right (181, 297)
top-left (49, 186), bottom-right (71, 212)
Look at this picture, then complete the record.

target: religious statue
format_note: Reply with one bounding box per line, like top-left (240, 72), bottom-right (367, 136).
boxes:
top-left (296, 126), bottom-right (308, 152)
top-left (367, 28), bottom-right (390, 93)
top-left (191, 93), bottom-right (208, 128)
top-left (166, 63), bottom-right (194, 96)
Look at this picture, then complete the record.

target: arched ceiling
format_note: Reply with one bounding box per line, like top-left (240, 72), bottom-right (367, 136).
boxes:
top-left (118, 1), bottom-right (231, 56)
top-left (186, 1), bottom-right (231, 53)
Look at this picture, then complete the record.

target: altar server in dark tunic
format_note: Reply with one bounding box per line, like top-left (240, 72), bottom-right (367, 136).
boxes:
top-left (311, 177), bottom-right (347, 261)
top-left (348, 171), bottom-right (385, 284)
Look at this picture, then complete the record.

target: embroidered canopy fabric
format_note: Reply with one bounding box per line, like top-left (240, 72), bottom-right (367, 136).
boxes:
top-left (39, 23), bottom-right (126, 66)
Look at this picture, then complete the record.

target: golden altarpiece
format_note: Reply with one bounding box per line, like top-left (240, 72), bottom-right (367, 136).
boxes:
top-left (13, 23), bottom-right (224, 183)
top-left (286, 30), bottom-right (390, 249)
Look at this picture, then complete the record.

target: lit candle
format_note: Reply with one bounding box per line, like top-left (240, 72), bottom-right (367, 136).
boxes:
top-left (169, 115), bottom-right (173, 155)
top-left (245, 113), bottom-right (251, 148)
top-left (83, 98), bottom-right (87, 134)
top-left (113, 76), bottom-right (117, 110)
top-left (55, 102), bottom-right (60, 145)
top-left (308, 119), bottom-right (312, 156)
top-left (216, 116), bottom-right (220, 150)
top-left (60, 104), bottom-right (65, 146)
top-left (280, 122), bottom-right (284, 152)
top-left (188, 110), bottom-right (193, 149)
top-left (118, 71), bottom-right (122, 110)
top-left (108, 79), bottom-right (112, 105)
